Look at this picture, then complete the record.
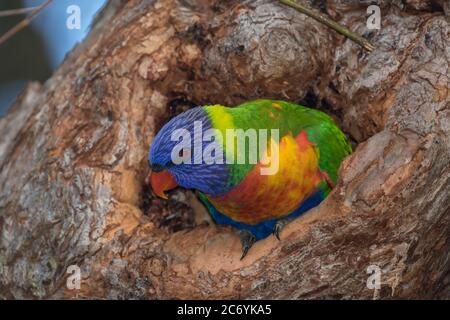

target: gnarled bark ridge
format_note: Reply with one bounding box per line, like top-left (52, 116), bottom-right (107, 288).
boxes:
top-left (0, 0), bottom-right (449, 299)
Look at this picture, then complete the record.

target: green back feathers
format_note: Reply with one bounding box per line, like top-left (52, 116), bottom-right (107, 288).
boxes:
top-left (204, 99), bottom-right (352, 188)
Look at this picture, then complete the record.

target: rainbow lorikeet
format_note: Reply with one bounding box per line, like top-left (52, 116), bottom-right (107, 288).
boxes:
top-left (148, 99), bottom-right (351, 259)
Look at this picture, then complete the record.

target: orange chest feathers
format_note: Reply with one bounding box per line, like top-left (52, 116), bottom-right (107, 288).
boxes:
top-left (206, 131), bottom-right (324, 224)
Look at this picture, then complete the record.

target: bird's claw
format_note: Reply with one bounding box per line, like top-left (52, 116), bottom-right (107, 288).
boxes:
top-left (273, 223), bottom-right (282, 241)
top-left (272, 218), bottom-right (293, 241)
top-left (237, 230), bottom-right (256, 260)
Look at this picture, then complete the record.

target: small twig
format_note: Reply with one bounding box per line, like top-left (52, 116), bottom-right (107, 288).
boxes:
top-left (279, 0), bottom-right (374, 52)
top-left (0, 7), bottom-right (39, 18)
top-left (0, 0), bottom-right (53, 46)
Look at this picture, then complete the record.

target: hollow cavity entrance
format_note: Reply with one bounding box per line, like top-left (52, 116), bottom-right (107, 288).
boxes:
top-left (140, 92), bottom-right (364, 234)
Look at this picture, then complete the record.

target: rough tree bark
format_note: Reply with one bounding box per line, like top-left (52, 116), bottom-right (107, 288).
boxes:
top-left (0, 0), bottom-right (449, 299)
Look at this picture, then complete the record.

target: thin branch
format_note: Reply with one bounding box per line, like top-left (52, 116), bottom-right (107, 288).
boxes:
top-left (0, 7), bottom-right (39, 18)
top-left (0, 0), bottom-right (53, 46)
top-left (279, 0), bottom-right (374, 52)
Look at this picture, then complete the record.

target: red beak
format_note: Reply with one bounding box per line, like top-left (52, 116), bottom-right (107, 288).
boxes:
top-left (149, 170), bottom-right (178, 199)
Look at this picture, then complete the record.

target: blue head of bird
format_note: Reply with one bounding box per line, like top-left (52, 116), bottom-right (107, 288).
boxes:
top-left (148, 107), bottom-right (229, 198)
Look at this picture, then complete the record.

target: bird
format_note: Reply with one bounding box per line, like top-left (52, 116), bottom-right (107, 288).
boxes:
top-left (148, 99), bottom-right (352, 259)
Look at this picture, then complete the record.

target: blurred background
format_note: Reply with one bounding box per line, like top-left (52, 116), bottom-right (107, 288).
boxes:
top-left (0, 0), bottom-right (107, 116)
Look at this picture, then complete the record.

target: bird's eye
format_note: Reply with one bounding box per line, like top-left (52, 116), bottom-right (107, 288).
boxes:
top-left (178, 149), bottom-right (184, 157)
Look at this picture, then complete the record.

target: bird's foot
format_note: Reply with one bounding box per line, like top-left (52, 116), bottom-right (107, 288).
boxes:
top-left (237, 230), bottom-right (256, 260)
top-left (273, 217), bottom-right (294, 240)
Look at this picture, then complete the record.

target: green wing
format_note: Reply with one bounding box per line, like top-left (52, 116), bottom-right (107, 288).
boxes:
top-left (204, 99), bottom-right (352, 188)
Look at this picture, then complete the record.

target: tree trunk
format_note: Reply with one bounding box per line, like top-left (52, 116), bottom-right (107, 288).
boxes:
top-left (0, 0), bottom-right (449, 299)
